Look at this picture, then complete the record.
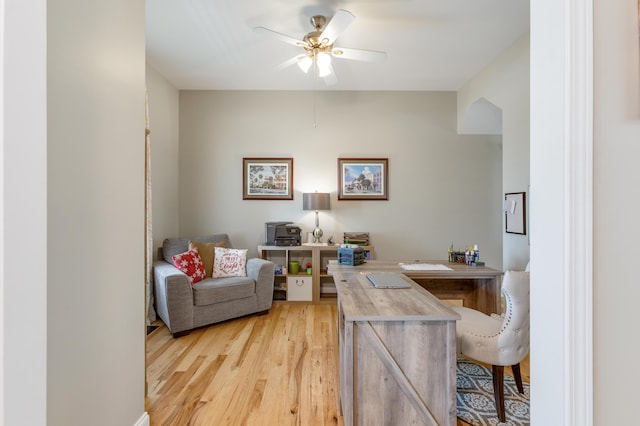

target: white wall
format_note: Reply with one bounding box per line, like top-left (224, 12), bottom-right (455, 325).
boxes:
top-left (177, 90), bottom-right (503, 268)
top-left (458, 34), bottom-right (530, 271)
top-left (530, 1), bottom-right (573, 422)
top-left (593, 0), bottom-right (640, 423)
top-left (47, 1), bottom-right (147, 425)
top-left (146, 66), bottom-right (180, 258)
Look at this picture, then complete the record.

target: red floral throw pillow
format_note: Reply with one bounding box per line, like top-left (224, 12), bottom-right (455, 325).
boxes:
top-left (172, 247), bottom-right (206, 284)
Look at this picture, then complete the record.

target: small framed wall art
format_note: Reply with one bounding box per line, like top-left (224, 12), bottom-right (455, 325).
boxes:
top-left (242, 157), bottom-right (294, 200)
top-left (337, 158), bottom-right (389, 200)
top-left (504, 191), bottom-right (526, 234)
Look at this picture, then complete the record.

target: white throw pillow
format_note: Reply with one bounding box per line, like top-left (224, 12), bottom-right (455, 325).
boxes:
top-left (212, 247), bottom-right (247, 278)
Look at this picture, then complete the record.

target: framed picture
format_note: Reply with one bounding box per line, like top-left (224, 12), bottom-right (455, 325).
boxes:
top-left (338, 158), bottom-right (389, 200)
top-left (504, 192), bottom-right (526, 235)
top-left (242, 157), bottom-right (294, 200)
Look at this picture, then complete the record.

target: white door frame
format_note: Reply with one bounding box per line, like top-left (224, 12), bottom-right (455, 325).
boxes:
top-left (530, 0), bottom-right (593, 424)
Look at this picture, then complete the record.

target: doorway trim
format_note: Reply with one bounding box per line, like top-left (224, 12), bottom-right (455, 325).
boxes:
top-left (530, 0), bottom-right (593, 424)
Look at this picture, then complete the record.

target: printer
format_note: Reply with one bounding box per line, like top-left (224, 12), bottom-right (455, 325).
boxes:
top-left (265, 221), bottom-right (301, 246)
top-left (275, 224), bottom-right (302, 246)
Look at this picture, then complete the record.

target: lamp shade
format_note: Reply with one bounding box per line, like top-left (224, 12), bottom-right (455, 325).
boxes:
top-left (303, 192), bottom-right (330, 211)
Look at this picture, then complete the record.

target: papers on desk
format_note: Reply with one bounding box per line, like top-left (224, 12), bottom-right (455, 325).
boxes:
top-left (399, 263), bottom-right (453, 271)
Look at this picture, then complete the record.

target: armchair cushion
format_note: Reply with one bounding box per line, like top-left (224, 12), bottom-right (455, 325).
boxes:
top-left (192, 276), bottom-right (255, 306)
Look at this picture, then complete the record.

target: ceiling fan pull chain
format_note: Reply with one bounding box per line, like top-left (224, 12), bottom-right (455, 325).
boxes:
top-left (313, 77), bottom-right (318, 128)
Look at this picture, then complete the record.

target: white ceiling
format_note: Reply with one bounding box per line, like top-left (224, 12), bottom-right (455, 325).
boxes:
top-left (146, 0), bottom-right (530, 91)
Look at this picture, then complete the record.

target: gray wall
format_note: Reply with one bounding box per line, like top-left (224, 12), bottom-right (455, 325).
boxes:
top-left (458, 34), bottom-right (530, 271)
top-left (4, 1), bottom-right (147, 425)
top-left (175, 90), bottom-right (503, 268)
top-left (47, 0), bottom-right (146, 425)
top-left (593, 0), bottom-right (640, 422)
top-left (146, 66), bottom-right (180, 255)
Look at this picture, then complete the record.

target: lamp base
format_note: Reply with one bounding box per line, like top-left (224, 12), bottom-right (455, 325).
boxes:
top-left (312, 227), bottom-right (323, 244)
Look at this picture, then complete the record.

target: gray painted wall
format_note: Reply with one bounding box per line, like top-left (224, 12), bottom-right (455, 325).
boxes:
top-left (458, 34), bottom-right (530, 271)
top-left (593, 0), bottom-right (640, 423)
top-left (174, 90), bottom-right (503, 268)
top-left (146, 66), bottom-right (180, 255)
top-left (47, 0), bottom-right (146, 425)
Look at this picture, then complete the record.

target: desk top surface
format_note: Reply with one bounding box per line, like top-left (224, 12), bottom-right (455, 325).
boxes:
top-left (258, 244), bottom-right (373, 251)
top-left (329, 259), bottom-right (503, 279)
top-left (332, 269), bottom-right (460, 321)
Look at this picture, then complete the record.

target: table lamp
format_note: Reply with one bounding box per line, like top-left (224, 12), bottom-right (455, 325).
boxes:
top-left (303, 192), bottom-right (331, 243)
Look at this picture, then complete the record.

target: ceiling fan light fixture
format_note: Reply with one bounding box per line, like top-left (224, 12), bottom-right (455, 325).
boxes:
top-left (256, 9), bottom-right (386, 84)
top-left (316, 52), bottom-right (332, 76)
top-left (316, 52), bottom-right (331, 68)
top-left (318, 65), bottom-right (332, 77)
top-left (297, 55), bottom-right (313, 73)
top-left (317, 52), bottom-right (331, 66)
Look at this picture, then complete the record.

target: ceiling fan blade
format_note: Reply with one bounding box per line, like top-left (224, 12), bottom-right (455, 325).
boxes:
top-left (331, 47), bottom-right (387, 63)
top-left (319, 9), bottom-right (355, 46)
top-left (254, 26), bottom-right (307, 48)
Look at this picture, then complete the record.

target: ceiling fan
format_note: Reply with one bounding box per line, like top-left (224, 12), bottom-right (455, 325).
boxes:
top-left (254, 9), bottom-right (387, 85)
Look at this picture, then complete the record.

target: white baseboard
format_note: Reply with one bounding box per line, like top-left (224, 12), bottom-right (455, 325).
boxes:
top-left (134, 412), bottom-right (150, 426)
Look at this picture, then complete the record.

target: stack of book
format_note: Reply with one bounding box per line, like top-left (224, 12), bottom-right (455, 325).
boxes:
top-left (343, 232), bottom-right (369, 246)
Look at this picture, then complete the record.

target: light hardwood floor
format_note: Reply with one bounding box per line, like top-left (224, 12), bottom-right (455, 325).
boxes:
top-left (146, 302), bottom-right (529, 426)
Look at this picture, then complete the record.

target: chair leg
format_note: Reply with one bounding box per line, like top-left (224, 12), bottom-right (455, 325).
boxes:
top-left (492, 365), bottom-right (506, 423)
top-left (512, 363), bottom-right (524, 394)
top-left (172, 330), bottom-right (190, 338)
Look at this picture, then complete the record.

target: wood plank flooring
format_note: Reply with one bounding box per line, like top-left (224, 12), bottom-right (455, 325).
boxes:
top-left (146, 303), bottom-right (343, 425)
top-left (146, 302), bottom-right (529, 426)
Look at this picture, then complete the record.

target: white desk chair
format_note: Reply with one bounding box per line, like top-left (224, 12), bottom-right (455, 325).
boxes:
top-left (452, 270), bottom-right (530, 422)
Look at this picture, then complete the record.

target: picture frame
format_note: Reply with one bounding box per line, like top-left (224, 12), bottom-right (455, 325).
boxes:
top-left (504, 192), bottom-right (526, 235)
top-left (338, 158), bottom-right (389, 200)
top-left (242, 157), bottom-right (294, 200)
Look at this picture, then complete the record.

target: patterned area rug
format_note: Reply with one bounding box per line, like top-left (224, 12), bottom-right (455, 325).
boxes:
top-left (457, 358), bottom-right (530, 426)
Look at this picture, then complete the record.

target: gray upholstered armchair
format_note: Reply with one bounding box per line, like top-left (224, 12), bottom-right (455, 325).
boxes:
top-left (153, 234), bottom-right (274, 337)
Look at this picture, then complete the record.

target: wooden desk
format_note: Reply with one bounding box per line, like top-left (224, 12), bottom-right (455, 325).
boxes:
top-left (334, 270), bottom-right (459, 426)
top-left (329, 260), bottom-right (503, 315)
